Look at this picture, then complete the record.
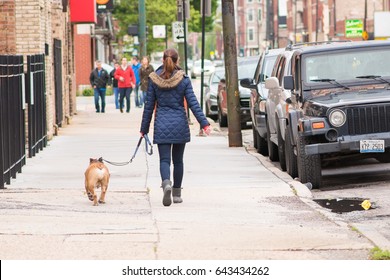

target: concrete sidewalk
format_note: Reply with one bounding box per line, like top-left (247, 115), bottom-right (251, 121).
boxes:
top-left (0, 96), bottom-right (373, 259)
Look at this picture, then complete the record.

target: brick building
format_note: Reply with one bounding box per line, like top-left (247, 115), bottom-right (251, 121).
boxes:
top-left (74, 24), bottom-right (95, 91)
top-left (284, 0), bottom-right (390, 44)
top-left (0, 0), bottom-right (76, 139)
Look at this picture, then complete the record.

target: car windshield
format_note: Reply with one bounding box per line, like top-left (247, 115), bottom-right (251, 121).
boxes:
top-left (211, 69), bottom-right (224, 83)
top-left (210, 60), bottom-right (257, 82)
top-left (303, 47), bottom-right (390, 85)
top-left (237, 60), bottom-right (258, 80)
top-left (194, 60), bottom-right (212, 67)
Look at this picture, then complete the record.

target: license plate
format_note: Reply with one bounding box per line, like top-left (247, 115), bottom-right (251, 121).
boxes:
top-left (360, 140), bottom-right (385, 153)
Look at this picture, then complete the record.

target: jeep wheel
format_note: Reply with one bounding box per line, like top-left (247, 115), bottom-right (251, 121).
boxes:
top-left (297, 135), bottom-right (321, 188)
top-left (276, 122), bottom-right (286, 171)
top-left (285, 125), bottom-right (298, 178)
top-left (266, 118), bottom-right (279, 161)
top-left (218, 108), bottom-right (228, 127)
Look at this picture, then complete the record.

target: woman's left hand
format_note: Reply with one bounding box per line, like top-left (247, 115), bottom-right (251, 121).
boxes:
top-left (203, 125), bottom-right (211, 136)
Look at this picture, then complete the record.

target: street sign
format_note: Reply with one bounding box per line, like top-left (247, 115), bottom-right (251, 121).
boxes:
top-left (345, 19), bottom-right (363, 38)
top-left (153, 25), bottom-right (166, 39)
top-left (172, 21), bottom-right (185, 43)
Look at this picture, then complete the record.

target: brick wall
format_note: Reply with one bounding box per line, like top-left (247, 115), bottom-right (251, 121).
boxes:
top-left (7, 0), bottom-right (76, 139)
top-left (74, 24), bottom-right (94, 91)
top-left (0, 0), bottom-right (16, 54)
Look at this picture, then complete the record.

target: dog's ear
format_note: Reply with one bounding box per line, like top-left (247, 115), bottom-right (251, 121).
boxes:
top-left (90, 158), bottom-right (94, 163)
top-left (98, 157), bottom-right (103, 162)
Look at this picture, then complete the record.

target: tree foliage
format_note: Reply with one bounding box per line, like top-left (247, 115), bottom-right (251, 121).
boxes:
top-left (112, 0), bottom-right (218, 55)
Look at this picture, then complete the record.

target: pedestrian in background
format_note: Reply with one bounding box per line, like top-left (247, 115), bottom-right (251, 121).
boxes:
top-left (131, 56), bottom-right (142, 108)
top-left (89, 60), bottom-right (110, 113)
top-left (139, 56), bottom-right (154, 105)
top-left (140, 48), bottom-right (211, 207)
top-left (115, 57), bottom-right (136, 113)
top-left (110, 62), bottom-right (120, 109)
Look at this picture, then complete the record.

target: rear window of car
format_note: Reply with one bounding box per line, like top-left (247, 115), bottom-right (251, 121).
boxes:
top-left (238, 60), bottom-right (258, 80)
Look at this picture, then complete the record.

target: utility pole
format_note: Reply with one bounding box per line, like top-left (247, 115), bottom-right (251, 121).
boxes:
top-left (315, 0), bottom-right (319, 41)
top-left (307, 0), bottom-right (312, 42)
top-left (138, 0), bottom-right (146, 58)
top-left (221, 0), bottom-right (242, 147)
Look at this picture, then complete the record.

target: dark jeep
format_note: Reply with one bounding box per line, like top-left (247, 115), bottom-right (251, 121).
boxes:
top-left (283, 40), bottom-right (390, 188)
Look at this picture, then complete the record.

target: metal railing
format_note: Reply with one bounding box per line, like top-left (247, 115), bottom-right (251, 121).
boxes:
top-left (0, 55), bottom-right (26, 188)
top-left (25, 54), bottom-right (47, 158)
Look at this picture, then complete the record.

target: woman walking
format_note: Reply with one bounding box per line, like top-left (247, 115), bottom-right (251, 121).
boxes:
top-left (115, 57), bottom-right (136, 113)
top-left (139, 56), bottom-right (154, 106)
top-left (140, 48), bottom-right (211, 207)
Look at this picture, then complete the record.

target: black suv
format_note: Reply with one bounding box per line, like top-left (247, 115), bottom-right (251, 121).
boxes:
top-left (283, 40), bottom-right (390, 188)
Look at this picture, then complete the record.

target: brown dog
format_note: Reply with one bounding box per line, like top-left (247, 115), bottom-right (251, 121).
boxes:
top-left (84, 158), bottom-right (110, 206)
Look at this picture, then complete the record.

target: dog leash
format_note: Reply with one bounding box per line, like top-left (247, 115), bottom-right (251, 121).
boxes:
top-left (102, 134), bottom-right (153, 166)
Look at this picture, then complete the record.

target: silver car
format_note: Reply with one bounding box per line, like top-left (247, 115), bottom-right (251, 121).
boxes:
top-left (191, 59), bottom-right (216, 79)
top-left (204, 67), bottom-right (224, 119)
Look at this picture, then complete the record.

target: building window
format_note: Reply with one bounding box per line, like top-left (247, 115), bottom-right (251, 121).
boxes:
top-left (248, 0), bottom-right (253, 3)
top-left (248, 28), bottom-right (255, 42)
top-left (248, 9), bottom-right (254, 22)
top-left (258, 8), bottom-right (262, 22)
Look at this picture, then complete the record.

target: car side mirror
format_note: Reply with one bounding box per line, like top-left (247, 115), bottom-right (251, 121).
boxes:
top-left (240, 78), bottom-right (257, 89)
top-left (265, 77), bottom-right (280, 90)
top-left (283, 75), bottom-right (294, 90)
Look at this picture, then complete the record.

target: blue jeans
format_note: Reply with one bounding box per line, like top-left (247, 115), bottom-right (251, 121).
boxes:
top-left (140, 91), bottom-right (147, 106)
top-left (113, 87), bottom-right (120, 109)
top-left (134, 84), bottom-right (142, 107)
top-left (158, 143), bottom-right (186, 188)
top-left (119, 87), bottom-right (132, 112)
top-left (94, 87), bottom-right (106, 112)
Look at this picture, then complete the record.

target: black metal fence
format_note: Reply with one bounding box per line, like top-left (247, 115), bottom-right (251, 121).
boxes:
top-left (26, 54), bottom-right (47, 158)
top-left (1, 54), bottom-right (48, 189)
top-left (54, 39), bottom-right (63, 127)
top-left (0, 55), bottom-right (26, 189)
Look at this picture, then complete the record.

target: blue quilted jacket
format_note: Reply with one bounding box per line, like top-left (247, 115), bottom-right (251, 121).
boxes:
top-left (140, 68), bottom-right (209, 144)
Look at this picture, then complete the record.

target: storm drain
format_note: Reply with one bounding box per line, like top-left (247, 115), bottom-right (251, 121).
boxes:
top-left (313, 198), bottom-right (373, 214)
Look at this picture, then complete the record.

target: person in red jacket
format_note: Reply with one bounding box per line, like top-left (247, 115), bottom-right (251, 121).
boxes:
top-left (114, 57), bottom-right (136, 113)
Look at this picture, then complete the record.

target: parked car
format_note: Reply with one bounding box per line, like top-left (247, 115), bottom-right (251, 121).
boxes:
top-left (240, 48), bottom-right (284, 155)
top-left (264, 49), bottom-right (295, 174)
top-left (217, 56), bottom-right (258, 127)
top-left (274, 40), bottom-right (390, 188)
top-left (191, 59), bottom-right (216, 79)
top-left (204, 67), bottom-right (224, 119)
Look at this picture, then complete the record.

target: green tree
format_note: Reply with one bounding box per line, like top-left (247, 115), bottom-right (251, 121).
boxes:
top-left (112, 0), bottom-right (218, 55)
top-left (187, 0), bottom-right (218, 32)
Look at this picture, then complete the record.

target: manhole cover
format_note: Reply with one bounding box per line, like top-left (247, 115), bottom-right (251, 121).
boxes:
top-left (313, 198), bottom-right (373, 214)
